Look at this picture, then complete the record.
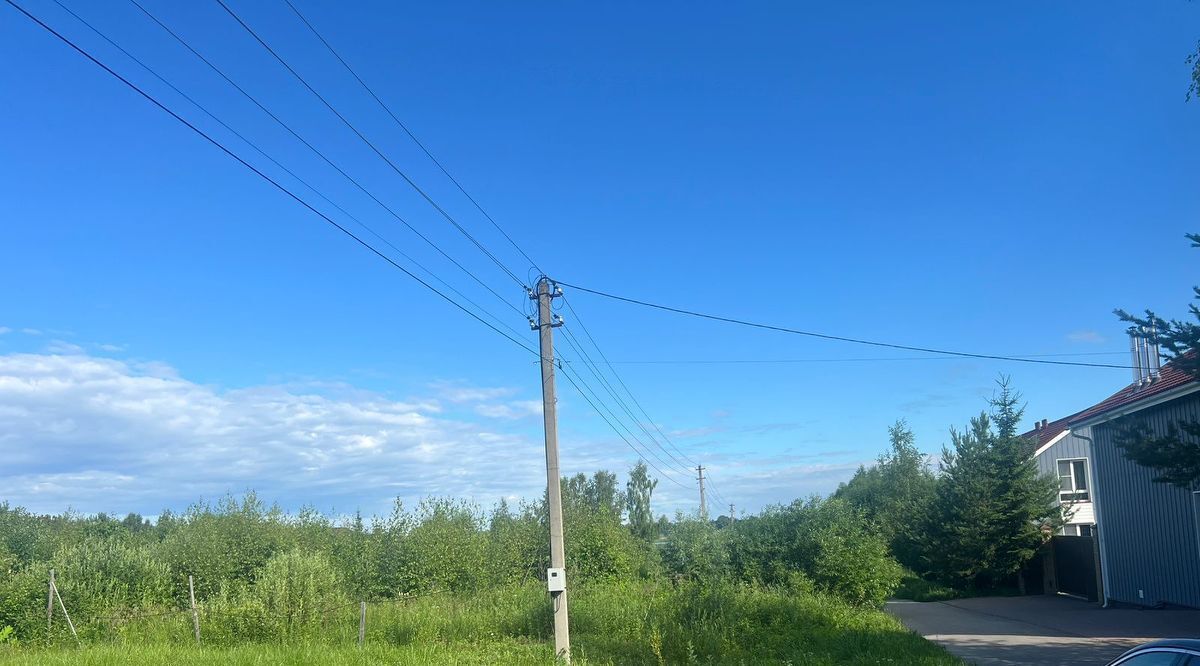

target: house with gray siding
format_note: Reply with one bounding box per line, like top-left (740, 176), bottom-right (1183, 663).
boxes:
top-left (1065, 359), bottom-right (1200, 609)
top-left (1023, 416), bottom-right (1096, 537)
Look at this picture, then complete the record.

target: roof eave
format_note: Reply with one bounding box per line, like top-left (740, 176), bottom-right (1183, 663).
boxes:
top-left (1068, 382), bottom-right (1200, 430)
top-left (1032, 428), bottom-right (1071, 458)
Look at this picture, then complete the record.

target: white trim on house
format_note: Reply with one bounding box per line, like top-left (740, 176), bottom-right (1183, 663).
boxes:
top-left (1033, 428), bottom-right (1070, 458)
top-left (1055, 456), bottom-right (1095, 527)
top-left (1056, 457), bottom-right (1091, 504)
top-left (1070, 383), bottom-right (1200, 429)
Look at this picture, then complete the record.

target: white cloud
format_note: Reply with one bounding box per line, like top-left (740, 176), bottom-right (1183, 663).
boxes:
top-left (0, 327), bottom-right (11, 335)
top-left (1066, 330), bottom-right (1106, 344)
top-left (474, 400), bottom-right (543, 420)
top-left (45, 340), bottom-right (85, 355)
top-left (0, 352), bottom-right (551, 516)
top-left (433, 382), bottom-right (517, 404)
top-left (0, 351), bottom-right (862, 518)
top-left (20, 328), bottom-right (42, 336)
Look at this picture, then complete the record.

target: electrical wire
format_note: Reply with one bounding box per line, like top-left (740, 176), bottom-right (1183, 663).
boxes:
top-left (280, 0), bottom-right (544, 277)
top-left (555, 280), bottom-right (1135, 370)
top-left (556, 361), bottom-right (690, 490)
top-left (213, 0), bottom-right (528, 290)
top-left (52, 0), bottom-right (532, 346)
top-left (3, 0), bottom-right (539, 359)
top-left (555, 345), bottom-right (691, 485)
top-left (126, 0), bottom-right (524, 319)
top-left (602, 351), bottom-right (1130, 365)
top-left (561, 294), bottom-right (700, 468)
top-left (557, 328), bottom-right (693, 479)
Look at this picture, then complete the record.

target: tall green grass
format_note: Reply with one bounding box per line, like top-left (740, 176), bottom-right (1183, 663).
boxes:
top-left (0, 582), bottom-right (959, 665)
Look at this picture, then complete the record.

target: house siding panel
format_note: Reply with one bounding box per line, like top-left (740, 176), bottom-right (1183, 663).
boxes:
top-left (1035, 433), bottom-right (1095, 525)
top-left (1089, 395), bottom-right (1200, 608)
top-left (1035, 434), bottom-right (1090, 479)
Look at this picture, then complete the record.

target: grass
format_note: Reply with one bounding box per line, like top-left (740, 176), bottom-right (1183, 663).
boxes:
top-left (0, 582), bottom-right (960, 665)
top-left (891, 571), bottom-right (1024, 603)
top-left (892, 573), bottom-right (960, 603)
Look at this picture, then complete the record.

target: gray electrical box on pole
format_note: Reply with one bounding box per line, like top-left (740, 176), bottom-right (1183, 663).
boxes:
top-left (533, 276), bottom-right (570, 661)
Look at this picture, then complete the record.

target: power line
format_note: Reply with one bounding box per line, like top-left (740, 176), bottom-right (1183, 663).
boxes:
top-left (602, 352), bottom-right (1130, 365)
top-left (554, 280), bottom-right (1134, 370)
top-left (560, 292), bottom-right (737, 513)
top-left (557, 326), bottom-right (693, 478)
top-left (555, 341), bottom-right (691, 484)
top-left (52, 0), bottom-right (532, 346)
top-left (556, 362), bottom-right (690, 490)
top-left (3, 0), bottom-right (539, 360)
top-left (213, 0), bottom-right (527, 290)
top-left (279, 0), bottom-right (544, 278)
top-left (126, 0), bottom-right (524, 319)
top-left (560, 295), bottom-right (699, 468)
top-left (23, 0), bottom-right (704, 507)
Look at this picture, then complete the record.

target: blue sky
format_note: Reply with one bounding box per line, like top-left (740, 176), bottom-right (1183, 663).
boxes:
top-left (1, 1), bottom-right (1197, 519)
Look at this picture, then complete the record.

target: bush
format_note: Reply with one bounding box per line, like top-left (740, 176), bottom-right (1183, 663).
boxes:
top-left (0, 566), bottom-right (49, 642)
top-left (726, 498), bottom-right (902, 606)
top-left (660, 517), bottom-right (727, 581)
top-left (155, 494), bottom-right (285, 602)
top-left (202, 549), bottom-right (346, 642)
top-left (52, 539), bottom-right (174, 613)
top-left (395, 499), bottom-right (487, 593)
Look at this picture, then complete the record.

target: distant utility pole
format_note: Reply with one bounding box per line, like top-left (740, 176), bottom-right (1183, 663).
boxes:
top-left (697, 465), bottom-right (707, 520)
top-left (729, 503), bottom-right (735, 522)
top-left (533, 276), bottom-right (570, 662)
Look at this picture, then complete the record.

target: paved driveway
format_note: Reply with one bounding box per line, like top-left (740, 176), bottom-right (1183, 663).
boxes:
top-left (886, 595), bottom-right (1200, 666)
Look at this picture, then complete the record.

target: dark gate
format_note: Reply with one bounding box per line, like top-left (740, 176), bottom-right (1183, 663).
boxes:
top-left (1052, 535), bottom-right (1099, 601)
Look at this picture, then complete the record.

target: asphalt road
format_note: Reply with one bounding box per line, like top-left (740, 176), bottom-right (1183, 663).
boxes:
top-left (886, 595), bottom-right (1200, 666)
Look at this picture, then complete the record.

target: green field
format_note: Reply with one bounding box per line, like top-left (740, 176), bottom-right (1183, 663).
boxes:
top-left (0, 582), bottom-right (956, 665)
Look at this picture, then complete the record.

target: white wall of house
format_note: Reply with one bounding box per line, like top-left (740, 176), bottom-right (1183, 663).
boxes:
top-left (1063, 501), bottom-right (1094, 525)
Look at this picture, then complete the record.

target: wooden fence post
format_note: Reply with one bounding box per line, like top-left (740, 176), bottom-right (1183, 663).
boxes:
top-left (357, 601), bottom-right (366, 648)
top-left (46, 569), bottom-right (55, 638)
top-left (189, 575), bottom-right (201, 645)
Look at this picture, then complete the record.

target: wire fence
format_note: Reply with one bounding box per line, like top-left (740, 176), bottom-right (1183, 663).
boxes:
top-left (40, 568), bottom-right (491, 648)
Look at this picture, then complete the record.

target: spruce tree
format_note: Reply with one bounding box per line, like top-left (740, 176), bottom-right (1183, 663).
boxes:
top-left (922, 379), bottom-right (1060, 588)
top-left (1112, 233), bottom-right (1200, 488)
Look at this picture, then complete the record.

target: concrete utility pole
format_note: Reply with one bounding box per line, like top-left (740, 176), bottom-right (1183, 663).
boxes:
top-left (697, 465), bottom-right (707, 520)
top-left (533, 276), bottom-right (570, 661)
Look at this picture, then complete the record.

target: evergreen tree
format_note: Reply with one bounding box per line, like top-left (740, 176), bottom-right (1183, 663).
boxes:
top-left (1190, 46), bottom-right (1200, 101)
top-left (625, 461), bottom-right (659, 541)
top-left (1112, 233), bottom-right (1200, 488)
top-left (922, 379), bottom-right (1060, 588)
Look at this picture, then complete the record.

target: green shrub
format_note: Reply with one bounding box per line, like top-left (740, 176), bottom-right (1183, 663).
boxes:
top-left (726, 498), bottom-right (902, 606)
top-left (0, 567), bottom-right (47, 642)
top-left (893, 571), bottom-right (959, 602)
top-left (397, 499), bottom-right (487, 593)
top-left (52, 539), bottom-right (174, 612)
top-left (660, 517), bottom-right (728, 581)
top-left (202, 549), bottom-right (346, 642)
top-left (154, 494), bottom-right (284, 602)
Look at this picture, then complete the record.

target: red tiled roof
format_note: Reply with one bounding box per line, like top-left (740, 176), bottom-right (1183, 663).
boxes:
top-left (1020, 415), bottom-right (1074, 448)
top-left (1066, 359), bottom-right (1199, 426)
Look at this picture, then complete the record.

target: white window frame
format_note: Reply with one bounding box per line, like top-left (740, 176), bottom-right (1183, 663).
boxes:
top-left (1057, 457), bottom-right (1091, 503)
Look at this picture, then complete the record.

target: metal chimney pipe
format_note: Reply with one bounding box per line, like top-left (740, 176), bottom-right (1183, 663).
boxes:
top-left (1141, 328), bottom-right (1153, 383)
top-left (1148, 322), bottom-right (1161, 379)
top-left (1130, 331), bottom-right (1142, 385)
